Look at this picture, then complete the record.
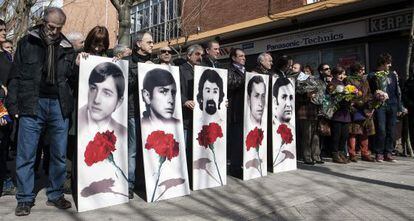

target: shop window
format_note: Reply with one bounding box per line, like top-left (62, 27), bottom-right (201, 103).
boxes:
top-left (321, 45), bottom-right (365, 73)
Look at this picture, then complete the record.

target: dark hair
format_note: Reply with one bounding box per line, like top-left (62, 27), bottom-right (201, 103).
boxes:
top-left (0, 19), bottom-right (5, 26)
top-left (376, 53), bottom-right (392, 67)
top-left (89, 62), bottom-right (125, 100)
top-left (331, 66), bottom-right (346, 77)
top-left (349, 62), bottom-right (364, 75)
top-left (196, 69), bottom-right (224, 110)
top-left (143, 68), bottom-right (176, 96)
top-left (304, 65), bottom-right (313, 75)
top-left (247, 75), bottom-right (266, 96)
top-left (142, 68), bottom-right (176, 117)
top-left (317, 63), bottom-right (329, 73)
top-left (272, 77), bottom-right (292, 105)
top-left (205, 40), bottom-right (219, 50)
top-left (274, 55), bottom-right (291, 71)
top-left (229, 48), bottom-right (243, 63)
top-left (84, 26), bottom-right (109, 55)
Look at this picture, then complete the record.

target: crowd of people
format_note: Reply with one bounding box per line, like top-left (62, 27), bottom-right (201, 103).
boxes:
top-left (0, 7), bottom-right (413, 217)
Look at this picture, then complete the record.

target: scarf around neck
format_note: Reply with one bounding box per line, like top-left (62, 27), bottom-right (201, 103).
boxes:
top-left (40, 28), bottom-right (61, 85)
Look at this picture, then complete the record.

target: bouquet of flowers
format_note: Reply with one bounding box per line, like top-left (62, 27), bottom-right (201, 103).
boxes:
top-left (374, 71), bottom-right (388, 91)
top-left (0, 101), bottom-right (12, 123)
top-left (296, 75), bottom-right (325, 105)
top-left (321, 84), bottom-right (361, 119)
top-left (370, 90), bottom-right (389, 109)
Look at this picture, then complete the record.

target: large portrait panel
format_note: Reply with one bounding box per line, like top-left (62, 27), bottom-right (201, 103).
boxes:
top-left (271, 76), bottom-right (297, 173)
top-left (242, 72), bottom-right (269, 180)
top-left (192, 66), bottom-right (228, 190)
top-left (77, 56), bottom-right (129, 212)
top-left (138, 63), bottom-right (190, 202)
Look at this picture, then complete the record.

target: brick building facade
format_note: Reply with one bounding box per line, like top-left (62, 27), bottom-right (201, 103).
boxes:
top-left (62, 0), bottom-right (118, 48)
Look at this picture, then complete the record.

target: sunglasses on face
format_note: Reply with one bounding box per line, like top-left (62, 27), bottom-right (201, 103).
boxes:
top-left (323, 67), bottom-right (331, 71)
top-left (160, 50), bottom-right (171, 54)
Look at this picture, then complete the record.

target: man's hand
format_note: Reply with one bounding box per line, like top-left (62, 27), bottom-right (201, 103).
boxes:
top-left (76, 52), bottom-right (89, 66)
top-left (1, 85), bottom-right (7, 96)
top-left (0, 118), bottom-right (7, 126)
top-left (184, 100), bottom-right (195, 110)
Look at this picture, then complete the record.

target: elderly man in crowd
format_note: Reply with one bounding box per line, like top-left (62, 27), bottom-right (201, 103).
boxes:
top-left (253, 52), bottom-right (273, 75)
top-left (126, 30), bottom-right (153, 199)
top-left (158, 46), bottom-right (173, 65)
top-left (202, 40), bottom-right (221, 68)
top-left (6, 7), bottom-right (76, 216)
top-left (66, 32), bottom-right (84, 52)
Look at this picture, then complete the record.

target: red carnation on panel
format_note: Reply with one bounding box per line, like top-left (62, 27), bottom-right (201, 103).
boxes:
top-left (84, 130), bottom-right (127, 182)
top-left (245, 127), bottom-right (264, 177)
top-left (196, 122), bottom-right (224, 185)
top-left (145, 130), bottom-right (180, 202)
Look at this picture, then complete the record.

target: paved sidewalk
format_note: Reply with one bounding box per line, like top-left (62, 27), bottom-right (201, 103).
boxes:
top-left (1, 157), bottom-right (414, 221)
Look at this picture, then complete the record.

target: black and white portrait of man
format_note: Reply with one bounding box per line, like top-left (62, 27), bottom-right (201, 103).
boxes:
top-left (141, 68), bottom-right (180, 126)
top-left (79, 61), bottom-right (127, 138)
top-left (247, 75), bottom-right (266, 126)
top-left (196, 69), bottom-right (225, 123)
top-left (272, 77), bottom-right (294, 124)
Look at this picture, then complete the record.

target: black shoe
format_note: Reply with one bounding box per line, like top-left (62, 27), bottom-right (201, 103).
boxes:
top-left (315, 160), bottom-right (325, 164)
top-left (46, 196), bottom-right (71, 209)
top-left (304, 161), bottom-right (315, 165)
top-left (129, 190), bottom-right (134, 199)
top-left (15, 202), bottom-right (34, 216)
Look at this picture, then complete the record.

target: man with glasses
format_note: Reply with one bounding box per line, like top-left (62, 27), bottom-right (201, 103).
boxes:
top-left (6, 7), bottom-right (75, 216)
top-left (126, 30), bottom-right (153, 199)
top-left (158, 46), bottom-right (172, 65)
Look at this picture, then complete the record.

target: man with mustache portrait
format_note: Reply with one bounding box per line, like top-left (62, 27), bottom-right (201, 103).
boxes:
top-left (196, 69), bottom-right (225, 124)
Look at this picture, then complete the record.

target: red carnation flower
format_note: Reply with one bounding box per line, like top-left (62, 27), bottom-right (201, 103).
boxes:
top-left (197, 122), bottom-right (223, 148)
top-left (277, 124), bottom-right (293, 144)
top-left (246, 127), bottom-right (264, 151)
top-left (84, 130), bottom-right (117, 166)
top-left (145, 130), bottom-right (179, 161)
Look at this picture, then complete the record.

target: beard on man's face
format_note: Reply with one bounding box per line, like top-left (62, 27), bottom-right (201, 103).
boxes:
top-left (205, 99), bottom-right (217, 115)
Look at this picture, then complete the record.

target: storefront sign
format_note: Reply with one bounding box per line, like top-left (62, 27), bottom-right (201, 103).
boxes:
top-left (219, 21), bottom-right (366, 58)
top-left (219, 9), bottom-right (412, 59)
top-left (368, 11), bottom-right (412, 34)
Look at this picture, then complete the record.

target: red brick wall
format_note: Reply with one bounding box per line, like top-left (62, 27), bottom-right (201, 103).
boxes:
top-left (62, 0), bottom-right (118, 47)
top-left (181, 0), bottom-right (304, 36)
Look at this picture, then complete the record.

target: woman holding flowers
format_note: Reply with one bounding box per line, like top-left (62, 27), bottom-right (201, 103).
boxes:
top-left (327, 67), bottom-right (352, 164)
top-left (346, 63), bottom-right (375, 162)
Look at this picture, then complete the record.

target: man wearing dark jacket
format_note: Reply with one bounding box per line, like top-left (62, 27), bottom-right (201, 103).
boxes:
top-left (180, 44), bottom-right (204, 146)
top-left (368, 53), bottom-right (404, 162)
top-left (227, 48), bottom-right (246, 176)
top-left (6, 8), bottom-right (75, 216)
top-left (0, 18), bottom-right (13, 199)
top-left (126, 30), bottom-right (153, 199)
top-left (201, 40), bottom-right (221, 68)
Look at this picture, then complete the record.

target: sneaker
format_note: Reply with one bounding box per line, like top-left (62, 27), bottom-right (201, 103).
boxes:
top-left (384, 153), bottom-right (397, 162)
top-left (349, 155), bottom-right (358, 163)
top-left (15, 202), bottom-right (34, 216)
top-left (2, 185), bottom-right (17, 196)
top-left (361, 155), bottom-right (375, 162)
top-left (375, 154), bottom-right (384, 162)
top-left (46, 196), bottom-right (71, 209)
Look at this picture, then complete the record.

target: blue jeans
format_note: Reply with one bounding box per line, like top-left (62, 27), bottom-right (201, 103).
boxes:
top-left (16, 98), bottom-right (69, 203)
top-left (374, 105), bottom-right (398, 155)
top-left (127, 118), bottom-right (137, 190)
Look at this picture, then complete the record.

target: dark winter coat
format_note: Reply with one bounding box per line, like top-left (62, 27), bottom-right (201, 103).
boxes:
top-left (6, 26), bottom-right (76, 118)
